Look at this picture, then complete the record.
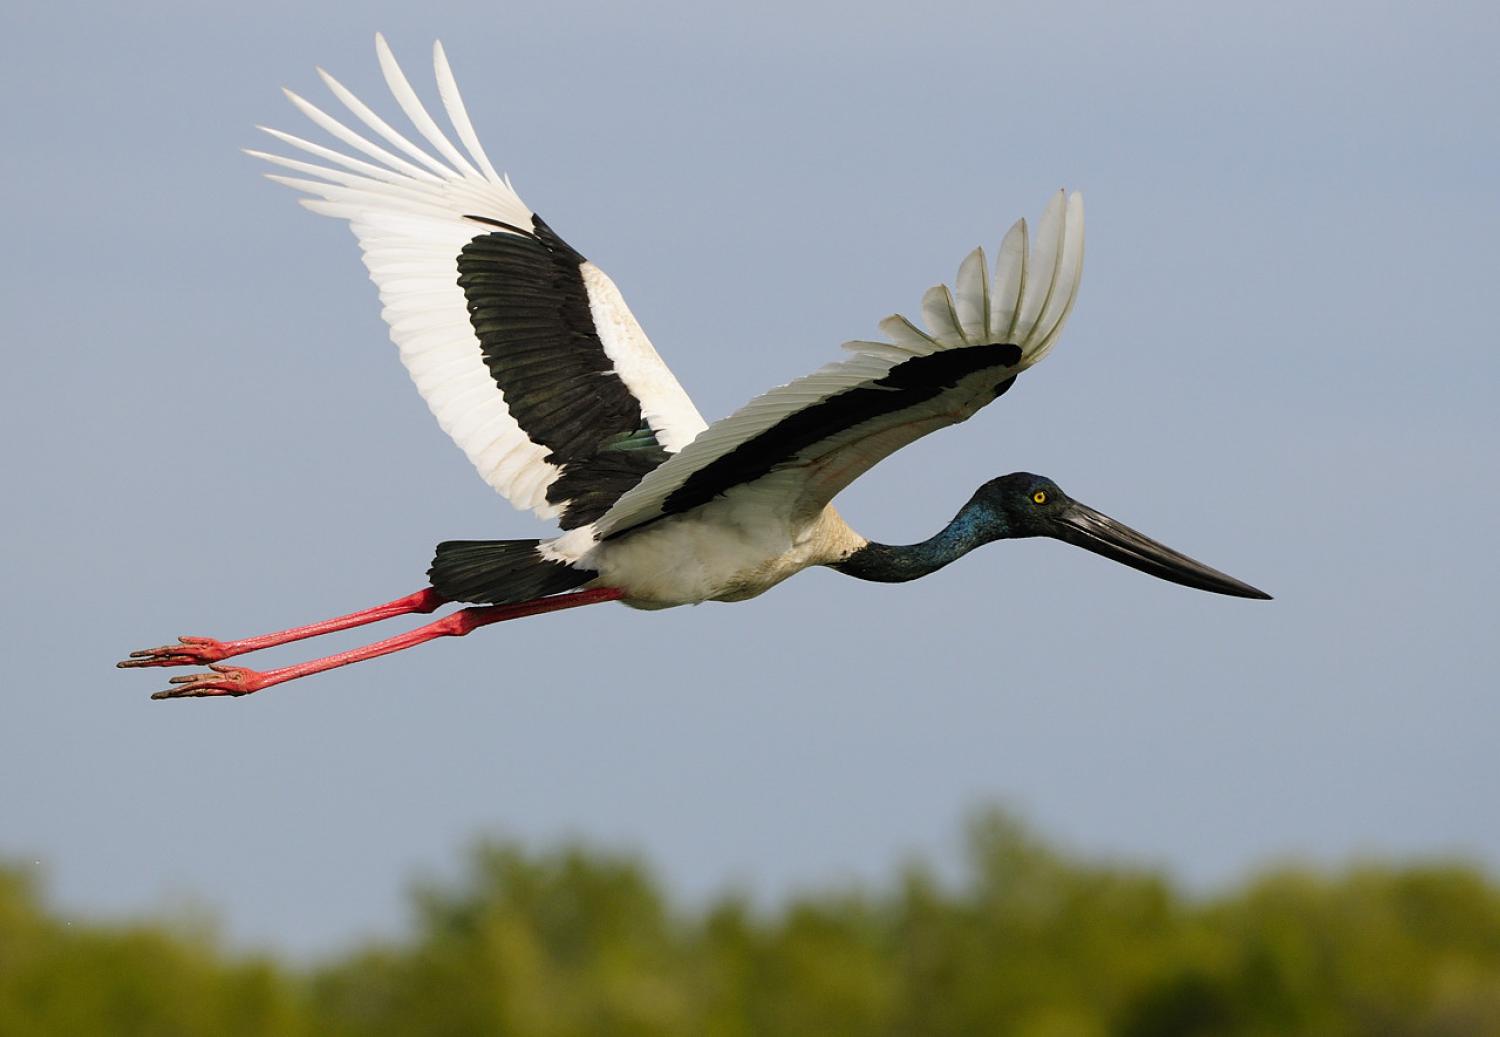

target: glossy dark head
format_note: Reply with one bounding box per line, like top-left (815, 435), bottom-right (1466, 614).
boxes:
top-left (972, 472), bottom-right (1272, 599)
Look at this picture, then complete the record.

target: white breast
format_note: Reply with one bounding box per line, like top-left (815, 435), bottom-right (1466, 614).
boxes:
top-left (583, 477), bottom-right (866, 608)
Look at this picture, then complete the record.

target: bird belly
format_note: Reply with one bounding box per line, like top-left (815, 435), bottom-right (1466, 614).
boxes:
top-left (587, 499), bottom-right (864, 609)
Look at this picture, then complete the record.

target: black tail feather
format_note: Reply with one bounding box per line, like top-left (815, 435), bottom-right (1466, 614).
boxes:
top-left (428, 539), bottom-right (595, 605)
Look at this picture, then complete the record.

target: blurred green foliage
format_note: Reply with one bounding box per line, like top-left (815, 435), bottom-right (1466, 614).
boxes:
top-left (4, 810), bottom-right (1499, 1036)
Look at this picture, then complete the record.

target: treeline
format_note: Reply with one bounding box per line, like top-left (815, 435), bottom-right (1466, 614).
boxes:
top-left (4, 811), bottom-right (1500, 1036)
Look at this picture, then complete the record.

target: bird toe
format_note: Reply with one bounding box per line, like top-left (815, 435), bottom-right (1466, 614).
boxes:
top-left (150, 664), bottom-right (265, 700)
top-left (117, 636), bottom-right (231, 669)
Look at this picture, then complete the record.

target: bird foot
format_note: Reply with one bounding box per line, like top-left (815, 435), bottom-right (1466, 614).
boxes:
top-left (150, 664), bottom-right (270, 700)
top-left (117, 636), bottom-right (232, 669)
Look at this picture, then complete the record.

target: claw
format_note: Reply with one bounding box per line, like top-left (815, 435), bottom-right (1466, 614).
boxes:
top-left (118, 636), bottom-right (232, 669)
top-left (151, 664), bottom-right (269, 700)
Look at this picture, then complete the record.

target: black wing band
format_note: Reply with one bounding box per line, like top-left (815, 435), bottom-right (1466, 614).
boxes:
top-left (655, 343), bottom-right (1022, 519)
top-left (458, 216), bottom-right (669, 528)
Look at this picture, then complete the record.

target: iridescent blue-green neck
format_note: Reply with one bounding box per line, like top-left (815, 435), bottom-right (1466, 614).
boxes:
top-left (828, 470), bottom-right (1274, 599)
top-left (831, 495), bottom-right (1011, 584)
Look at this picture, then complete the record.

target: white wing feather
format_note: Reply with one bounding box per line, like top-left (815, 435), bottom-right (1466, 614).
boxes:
top-left (253, 35), bottom-right (706, 523)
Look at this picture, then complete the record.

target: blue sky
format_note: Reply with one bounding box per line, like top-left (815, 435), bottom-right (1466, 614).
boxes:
top-left (2, 0), bottom-right (1496, 954)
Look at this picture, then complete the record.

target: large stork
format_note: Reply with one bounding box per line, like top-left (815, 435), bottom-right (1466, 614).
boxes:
top-left (122, 36), bottom-right (1269, 699)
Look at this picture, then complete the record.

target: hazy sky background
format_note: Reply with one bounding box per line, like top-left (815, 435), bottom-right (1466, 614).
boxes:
top-left (3, 0), bottom-right (1496, 955)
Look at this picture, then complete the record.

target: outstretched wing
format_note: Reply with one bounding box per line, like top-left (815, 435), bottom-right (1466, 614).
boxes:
top-left (250, 35), bottom-right (707, 529)
top-left (595, 191), bottom-right (1084, 540)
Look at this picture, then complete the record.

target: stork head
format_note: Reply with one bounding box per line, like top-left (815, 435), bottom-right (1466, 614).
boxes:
top-left (972, 473), bottom-right (1271, 599)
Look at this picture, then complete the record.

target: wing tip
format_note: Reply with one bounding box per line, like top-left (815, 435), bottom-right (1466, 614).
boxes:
top-left (873, 189), bottom-right (1084, 360)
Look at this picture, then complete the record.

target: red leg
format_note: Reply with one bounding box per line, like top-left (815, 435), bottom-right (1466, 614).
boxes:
top-left (118, 588), bottom-right (447, 668)
top-left (149, 587), bottom-right (625, 700)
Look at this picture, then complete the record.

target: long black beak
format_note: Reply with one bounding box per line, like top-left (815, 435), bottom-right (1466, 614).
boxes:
top-left (1053, 502), bottom-right (1272, 600)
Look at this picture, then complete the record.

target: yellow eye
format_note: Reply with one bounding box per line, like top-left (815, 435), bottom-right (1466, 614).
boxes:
top-left (1032, 490), bottom-right (1047, 504)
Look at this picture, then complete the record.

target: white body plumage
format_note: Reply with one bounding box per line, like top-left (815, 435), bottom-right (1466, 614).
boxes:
top-left (581, 500), bottom-right (867, 609)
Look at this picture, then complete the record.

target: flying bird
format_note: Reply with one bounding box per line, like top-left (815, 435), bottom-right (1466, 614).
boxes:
top-left (121, 36), bottom-right (1269, 699)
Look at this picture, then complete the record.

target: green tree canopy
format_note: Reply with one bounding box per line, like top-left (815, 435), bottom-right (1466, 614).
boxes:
top-left (3, 810), bottom-right (1498, 1035)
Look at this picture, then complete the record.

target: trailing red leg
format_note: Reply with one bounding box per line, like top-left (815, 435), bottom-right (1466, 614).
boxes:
top-left (148, 587), bottom-right (625, 700)
top-left (118, 588), bottom-right (447, 668)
